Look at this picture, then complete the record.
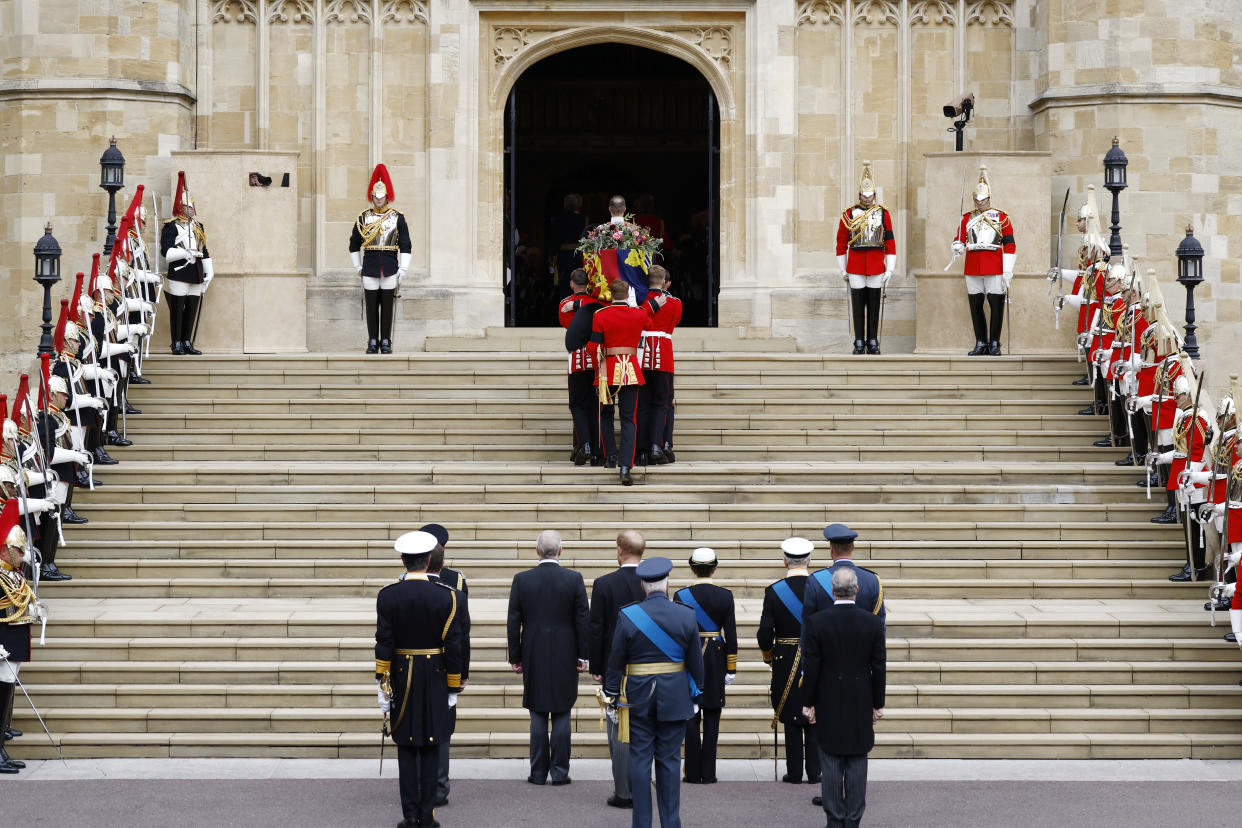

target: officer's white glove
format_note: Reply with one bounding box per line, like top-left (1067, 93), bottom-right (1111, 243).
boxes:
top-left (396, 269), bottom-right (407, 283)
top-left (692, 703), bottom-right (699, 716)
top-left (1002, 272), bottom-right (1013, 290)
top-left (0, 645), bottom-right (9, 661)
top-left (350, 251), bottom-right (363, 276)
top-left (447, 693), bottom-right (459, 709)
top-left (1061, 293), bottom-right (1084, 309)
top-left (1185, 470), bottom-right (1212, 486)
top-left (74, 449), bottom-right (91, 465)
top-left (48, 486), bottom-right (67, 505)
top-left (165, 247), bottom-right (190, 264)
top-left (397, 252), bottom-right (411, 284)
top-left (376, 684), bottom-right (391, 714)
top-left (724, 673), bottom-right (735, 686)
top-left (951, 241), bottom-right (966, 256)
top-left (1154, 450), bottom-right (1175, 465)
top-left (22, 497), bottom-right (56, 514)
top-left (836, 254), bottom-right (848, 282)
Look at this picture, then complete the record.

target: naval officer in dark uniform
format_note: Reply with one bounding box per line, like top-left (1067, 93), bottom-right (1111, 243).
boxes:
top-left (421, 523), bottom-right (469, 809)
top-left (757, 537), bottom-right (820, 786)
top-left (673, 547), bottom-right (736, 785)
top-left (376, 530), bottom-right (465, 828)
top-left (802, 524), bottom-right (885, 631)
top-left (603, 557), bottom-right (705, 828)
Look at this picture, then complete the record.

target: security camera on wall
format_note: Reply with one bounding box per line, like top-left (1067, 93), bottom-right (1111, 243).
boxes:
top-left (943, 93), bottom-right (975, 120)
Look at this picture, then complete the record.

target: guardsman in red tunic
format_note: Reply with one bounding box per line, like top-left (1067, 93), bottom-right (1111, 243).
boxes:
top-left (1138, 351), bottom-right (1189, 523)
top-left (837, 161), bottom-right (895, 355)
top-left (1056, 186), bottom-right (1110, 384)
top-left (558, 269), bottom-right (606, 466)
top-left (1, 498), bottom-right (47, 773)
top-left (1108, 270), bottom-right (1150, 467)
top-left (638, 265), bottom-right (682, 466)
top-left (1086, 264), bottom-right (1130, 450)
top-left (1151, 373), bottom-right (1213, 581)
top-left (590, 280), bottom-right (655, 485)
top-left (1189, 389), bottom-right (1238, 612)
top-left (951, 165), bottom-right (1016, 356)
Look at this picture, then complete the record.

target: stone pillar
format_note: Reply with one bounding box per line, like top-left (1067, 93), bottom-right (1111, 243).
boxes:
top-left (0, 0), bottom-right (194, 374)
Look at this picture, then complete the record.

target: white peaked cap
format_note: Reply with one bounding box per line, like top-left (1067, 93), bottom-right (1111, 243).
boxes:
top-left (690, 547), bottom-right (717, 565)
top-left (394, 530), bottom-right (437, 556)
top-left (780, 537), bottom-right (814, 558)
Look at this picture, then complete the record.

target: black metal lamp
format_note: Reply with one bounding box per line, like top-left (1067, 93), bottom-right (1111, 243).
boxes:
top-left (1103, 137), bottom-right (1128, 259)
top-left (33, 223), bottom-right (63, 355)
top-left (1175, 224), bottom-right (1205, 360)
top-left (100, 136), bottom-right (126, 254)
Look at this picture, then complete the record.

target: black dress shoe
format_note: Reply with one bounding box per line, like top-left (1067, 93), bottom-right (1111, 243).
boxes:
top-left (606, 796), bottom-right (633, 809)
top-left (968, 341), bottom-right (988, 356)
top-left (852, 339), bottom-right (866, 355)
top-left (649, 447), bottom-right (668, 465)
top-left (1115, 454), bottom-right (1135, 466)
top-left (1151, 506), bottom-right (1179, 524)
top-left (806, 774), bottom-right (821, 784)
top-left (550, 778), bottom-right (572, 786)
top-left (1169, 565), bottom-right (1211, 582)
top-left (130, 375), bottom-right (151, 385)
top-left (683, 777), bottom-right (703, 784)
top-left (0, 761), bottom-right (18, 775)
top-left (75, 469), bottom-right (92, 489)
top-left (636, 452), bottom-right (650, 467)
top-left (1079, 405), bottom-right (1100, 416)
top-left (573, 446), bottom-right (587, 467)
top-left (1092, 436), bottom-right (1115, 447)
top-left (988, 341), bottom-right (1002, 356)
top-left (182, 341), bottom-right (202, 356)
top-left (620, 466), bottom-right (633, 486)
top-left (1072, 376), bottom-right (1091, 386)
top-left (5, 726), bottom-right (22, 739)
top-left (812, 795), bottom-right (822, 807)
top-left (527, 774), bottom-right (546, 785)
top-left (40, 563), bottom-right (71, 581)
top-left (365, 339), bottom-right (379, 354)
top-left (782, 773), bottom-right (802, 784)
top-left (1137, 472), bottom-right (1160, 488)
top-left (171, 341), bottom-right (185, 356)
top-left (106, 430), bottom-right (133, 447)
top-left (0, 749), bottom-right (25, 769)
top-left (380, 339), bottom-right (392, 355)
top-left (94, 447), bottom-right (119, 466)
top-left (702, 777), bottom-right (718, 784)
top-left (866, 339), bottom-right (881, 355)
top-left (570, 445), bottom-right (583, 464)
top-left (662, 446), bottom-right (676, 464)
top-left (1204, 598), bottom-right (1231, 612)
top-left (605, 457), bottom-right (617, 469)
top-left (1226, 633), bottom-right (1237, 644)
top-left (434, 795), bottom-right (449, 807)
top-left (124, 402), bottom-right (141, 415)
top-left (590, 455), bottom-right (604, 467)
top-left (60, 508), bottom-right (88, 526)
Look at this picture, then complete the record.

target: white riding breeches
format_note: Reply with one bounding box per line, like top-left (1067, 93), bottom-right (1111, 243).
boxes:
top-left (847, 273), bottom-right (885, 289)
top-left (165, 280), bottom-right (204, 297)
top-left (965, 275), bottom-right (1006, 295)
top-left (0, 659), bottom-right (19, 683)
top-left (362, 274), bottom-right (398, 291)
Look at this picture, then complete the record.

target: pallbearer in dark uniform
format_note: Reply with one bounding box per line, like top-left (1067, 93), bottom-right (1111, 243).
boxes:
top-left (160, 171), bottom-right (214, 355)
top-left (591, 280), bottom-right (658, 485)
top-left (673, 547), bottom-right (736, 785)
top-left (559, 270), bottom-right (605, 465)
top-left (349, 164), bottom-right (412, 354)
top-left (757, 537), bottom-right (820, 785)
top-left (589, 529), bottom-right (646, 810)
top-left (638, 266), bottom-right (682, 466)
top-left (422, 523), bottom-right (469, 809)
top-left (802, 524), bottom-right (886, 631)
top-left (0, 499), bottom-right (46, 773)
top-left (603, 557), bottom-right (705, 828)
top-left (376, 530), bottom-right (464, 828)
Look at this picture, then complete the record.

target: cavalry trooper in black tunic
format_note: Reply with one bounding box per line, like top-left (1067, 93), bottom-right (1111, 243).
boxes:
top-left (421, 523), bottom-right (470, 809)
top-left (160, 171), bottom-right (214, 356)
top-left (376, 530), bottom-right (465, 828)
top-left (1, 498), bottom-right (47, 773)
top-left (757, 537), bottom-right (820, 786)
top-left (349, 163), bottom-right (412, 354)
top-left (673, 547), bottom-right (737, 785)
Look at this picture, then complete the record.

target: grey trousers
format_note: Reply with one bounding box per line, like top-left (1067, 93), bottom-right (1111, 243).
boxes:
top-left (529, 710), bottom-right (571, 783)
top-left (607, 712), bottom-right (631, 798)
top-left (628, 714), bottom-right (684, 828)
top-left (818, 750), bottom-right (868, 828)
top-left (436, 705), bottom-right (455, 801)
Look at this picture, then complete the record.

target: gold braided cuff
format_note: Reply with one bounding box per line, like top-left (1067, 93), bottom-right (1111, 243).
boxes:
top-left (447, 673), bottom-right (462, 691)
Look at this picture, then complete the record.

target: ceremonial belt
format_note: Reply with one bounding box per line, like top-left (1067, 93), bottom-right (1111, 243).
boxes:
top-left (625, 661), bottom-right (684, 676)
top-left (676, 587), bottom-right (722, 652)
top-left (641, 332), bottom-right (672, 339)
top-left (774, 637), bottom-right (800, 646)
top-left (772, 580), bottom-right (803, 622)
top-left (363, 245), bottom-right (399, 251)
top-left (389, 648), bottom-right (445, 734)
top-left (606, 347), bottom-right (638, 356)
top-left (395, 648), bottom-right (444, 657)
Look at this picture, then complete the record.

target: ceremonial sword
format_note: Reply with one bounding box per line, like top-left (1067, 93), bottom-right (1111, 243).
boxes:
top-left (1184, 370), bottom-right (1206, 582)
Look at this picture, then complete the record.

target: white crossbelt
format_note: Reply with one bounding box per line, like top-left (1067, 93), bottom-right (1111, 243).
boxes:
top-left (641, 332), bottom-right (672, 339)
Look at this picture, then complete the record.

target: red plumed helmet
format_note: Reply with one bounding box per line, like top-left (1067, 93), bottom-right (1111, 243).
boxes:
top-left (52, 299), bottom-right (70, 355)
top-left (13, 374), bottom-right (31, 432)
top-left (37, 353), bottom-right (51, 410)
top-left (1, 498), bottom-right (23, 551)
top-left (367, 164), bottom-right (395, 202)
top-left (69, 272), bottom-right (86, 326)
top-left (88, 253), bottom-right (101, 296)
top-left (172, 171), bottom-right (194, 217)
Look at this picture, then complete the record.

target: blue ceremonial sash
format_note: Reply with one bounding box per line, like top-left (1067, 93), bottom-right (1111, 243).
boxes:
top-left (621, 604), bottom-right (700, 698)
top-left (812, 568), bottom-right (834, 598)
top-left (675, 587), bottom-right (720, 640)
top-left (772, 579), bottom-right (803, 622)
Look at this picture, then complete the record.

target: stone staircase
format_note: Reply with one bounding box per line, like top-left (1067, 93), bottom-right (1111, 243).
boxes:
top-left (14, 338), bottom-right (1242, 760)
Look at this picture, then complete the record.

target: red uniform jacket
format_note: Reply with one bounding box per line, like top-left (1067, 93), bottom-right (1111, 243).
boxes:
top-left (1167, 411), bottom-right (1210, 492)
top-left (835, 207), bottom-right (895, 276)
top-left (640, 290), bottom-right (682, 373)
top-left (590, 302), bottom-right (653, 387)
top-left (558, 292), bottom-right (603, 373)
top-left (955, 210), bottom-right (1015, 276)
top-left (1206, 435), bottom-right (1238, 504)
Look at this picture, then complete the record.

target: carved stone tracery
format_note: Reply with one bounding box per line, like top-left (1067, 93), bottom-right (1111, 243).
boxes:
top-left (966, 0), bottom-right (1015, 27)
top-left (493, 27), bottom-right (531, 68)
top-left (853, 0), bottom-right (901, 26)
top-left (910, 0), bottom-right (956, 25)
top-left (269, 0), bottom-right (315, 24)
top-left (381, 0), bottom-right (428, 25)
top-left (211, 0), bottom-right (258, 24)
top-left (325, 0), bottom-right (371, 25)
top-left (796, 0), bottom-right (844, 27)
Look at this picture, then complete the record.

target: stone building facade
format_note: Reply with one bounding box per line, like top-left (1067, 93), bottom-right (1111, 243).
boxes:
top-left (1, 1), bottom-right (1238, 383)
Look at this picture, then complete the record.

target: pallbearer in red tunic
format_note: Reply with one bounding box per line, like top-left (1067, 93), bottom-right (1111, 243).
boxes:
top-left (1151, 373), bottom-right (1214, 581)
top-left (836, 161), bottom-right (895, 355)
top-left (1188, 387), bottom-right (1238, 612)
top-left (590, 281), bottom-right (655, 486)
top-left (558, 269), bottom-right (605, 466)
top-left (1056, 186), bottom-right (1110, 384)
top-left (0, 498), bottom-right (47, 773)
top-left (638, 266), bottom-right (681, 466)
top-left (951, 165), bottom-right (1016, 356)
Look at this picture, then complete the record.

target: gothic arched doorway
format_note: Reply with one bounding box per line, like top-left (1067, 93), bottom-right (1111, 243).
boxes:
top-left (503, 43), bottom-right (720, 327)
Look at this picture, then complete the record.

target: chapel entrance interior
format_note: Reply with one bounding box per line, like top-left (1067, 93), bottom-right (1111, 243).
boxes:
top-left (503, 42), bottom-right (720, 327)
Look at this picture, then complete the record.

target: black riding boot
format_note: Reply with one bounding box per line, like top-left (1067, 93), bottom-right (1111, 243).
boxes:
top-left (364, 289), bottom-right (380, 353)
top-left (181, 295), bottom-right (202, 354)
top-left (0, 683), bottom-right (20, 773)
top-left (379, 288), bottom-right (395, 354)
top-left (987, 293), bottom-right (1005, 355)
top-left (850, 288), bottom-right (866, 354)
top-left (967, 293), bottom-right (988, 354)
top-left (1152, 490), bottom-right (1178, 524)
top-left (166, 294), bottom-right (185, 354)
top-left (865, 287), bottom-right (882, 354)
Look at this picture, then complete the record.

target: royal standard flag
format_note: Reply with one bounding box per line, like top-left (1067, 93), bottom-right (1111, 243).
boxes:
top-left (584, 248), bottom-right (653, 305)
